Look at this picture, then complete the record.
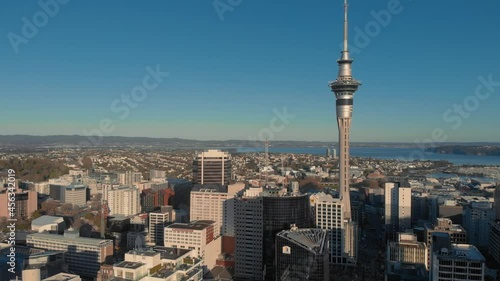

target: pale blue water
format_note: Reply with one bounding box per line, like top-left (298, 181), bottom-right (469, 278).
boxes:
top-left (236, 147), bottom-right (500, 166)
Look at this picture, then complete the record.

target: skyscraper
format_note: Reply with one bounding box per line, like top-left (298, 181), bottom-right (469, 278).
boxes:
top-left (190, 183), bottom-right (229, 238)
top-left (105, 186), bottom-right (140, 216)
top-left (193, 150), bottom-right (232, 185)
top-left (329, 0), bottom-right (361, 222)
top-left (149, 206), bottom-right (174, 246)
top-left (384, 182), bottom-right (412, 239)
top-left (310, 192), bottom-right (357, 266)
top-left (233, 186), bottom-right (311, 281)
top-left (463, 200), bottom-right (495, 249)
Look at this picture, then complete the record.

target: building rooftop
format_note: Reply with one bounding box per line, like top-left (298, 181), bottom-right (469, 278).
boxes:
top-left (32, 215), bottom-right (64, 227)
top-left (110, 186), bottom-right (137, 191)
top-left (28, 250), bottom-right (65, 259)
top-left (65, 184), bottom-right (86, 190)
top-left (167, 220), bottom-right (215, 231)
top-left (424, 220), bottom-right (465, 232)
top-left (114, 261), bottom-right (144, 269)
top-left (150, 267), bottom-right (176, 279)
top-left (449, 244), bottom-right (485, 261)
top-left (154, 246), bottom-right (191, 260)
top-left (277, 228), bottom-right (327, 254)
top-left (27, 232), bottom-right (112, 246)
top-left (127, 248), bottom-right (159, 257)
top-left (42, 273), bottom-right (81, 281)
top-left (192, 183), bottom-right (228, 193)
top-left (386, 262), bottom-right (427, 281)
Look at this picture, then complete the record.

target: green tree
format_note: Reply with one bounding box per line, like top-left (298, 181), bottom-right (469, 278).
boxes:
top-left (31, 210), bottom-right (42, 219)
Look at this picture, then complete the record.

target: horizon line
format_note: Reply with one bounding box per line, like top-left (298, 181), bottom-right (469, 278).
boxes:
top-left (0, 134), bottom-right (499, 145)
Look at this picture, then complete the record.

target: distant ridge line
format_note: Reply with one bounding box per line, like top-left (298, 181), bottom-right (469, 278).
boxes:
top-left (0, 135), bottom-right (498, 148)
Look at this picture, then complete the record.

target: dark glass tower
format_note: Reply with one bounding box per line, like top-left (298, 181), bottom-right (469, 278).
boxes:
top-left (275, 227), bottom-right (329, 281)
top-left (234, 188), bottom-right (311, 281)
top-left (263, 193), bottom-right (311, 281)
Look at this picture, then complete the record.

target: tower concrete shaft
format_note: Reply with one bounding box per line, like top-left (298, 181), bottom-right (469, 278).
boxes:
top-left (329, 0), bottom-right (361, 221)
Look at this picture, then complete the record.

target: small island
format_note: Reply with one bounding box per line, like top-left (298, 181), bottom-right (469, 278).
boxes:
top-left (426, 145), bottom-right (500, 156)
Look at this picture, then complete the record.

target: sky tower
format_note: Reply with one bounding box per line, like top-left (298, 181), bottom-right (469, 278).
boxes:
top-left (329, 0), bottom-right (361, 221)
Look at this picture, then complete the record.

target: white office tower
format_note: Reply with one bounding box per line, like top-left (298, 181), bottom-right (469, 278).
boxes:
top-left (106, 186), bottom-right (140, 216)
top-left (310, 192), bottom-right (357, 266)
top-left (385, 182), bottom-right (412, 239)
top-left (149, 169), bottom-right (166, 180)
top-left (117, 171), bottom-right (143, 186)
top-left (463, 200), bottom-right (495, 249)
top-left (164, 220), bottom-right (221, 270)
top-left (190, 184), bottom-right (228, 238)
top-left (34, 181), bottom-right (50, 195)
top-left (223, 182), bottom-right (246, 237)
top-left (430, 233), bottom-right (485, 281)
top-left (149, 206), bottom-right (174, 246)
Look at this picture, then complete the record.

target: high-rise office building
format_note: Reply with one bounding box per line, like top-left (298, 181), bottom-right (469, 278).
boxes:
top-left (149, 206), bottom-right (174, 246)
top-left (424, 218), bottom-right (467, 270)
top-left (234, 189), bottom-right (264, 281)
top-left (0, 189), bottom-right (37, 219)
top-left (222, 182), bottom-right (246, 237)
top-left (164, 220), bottom-right (216, 259)
top-left (190, 184), bottom-right (228, 238)
top-left (495, 186), bottom-right (500, 219)
top-left (117, 171), bottom-right (142, 186)
top-left (429, 233), bottom-right (485, 281)
top-left (489, 220), bottom-right (500, 266)
top-left (140, 187), bottom-right (175, 212)
top-left (106, 186), bottom-right (140, 216)
top-left (262, 191), bottom-right (311, 280)
top-left (463, 200), bottom-right (495, 249)
top-left (424, 218), bottom-right (467, 246)
top-left (64, 184), bottom-right (88, 207)
top-left (275, 226), bottom-right (329, 281)
top-left (411, 191), bottom-right (429, 225)
top-left (329, 0), bottom-right (361, 223)
top-left (385, 182), bottom-right (412, 239)
top-left (149, 169), bottom-right (166, 180)
top-left (233, 186), bottom-right (310, 281)
top-left (34, 181), bottom-right (50, 195)
top-left (310, 192), bottom-right (357, 266)
top-left (193, 150), bottom-right (231, 185)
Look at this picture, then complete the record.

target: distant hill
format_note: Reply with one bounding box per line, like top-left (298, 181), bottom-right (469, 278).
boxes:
top-left (426, 145), bottom-right (500, 156)
top-left (0, 135), bottom-right (499, 149)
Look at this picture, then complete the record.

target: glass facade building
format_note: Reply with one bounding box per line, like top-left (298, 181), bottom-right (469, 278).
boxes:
top-left (262, 193), bottom-right (311, 281)
top-left (275, 227), bottom-right (329, 281)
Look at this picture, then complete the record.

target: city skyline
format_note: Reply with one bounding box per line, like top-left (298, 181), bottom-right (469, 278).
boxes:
top-left (1, 1), bottom-right (500, 142)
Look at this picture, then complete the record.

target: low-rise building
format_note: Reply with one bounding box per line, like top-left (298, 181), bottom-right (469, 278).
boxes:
top-left (31, 215), bottom-right (66, 234)
top-left (26, 231), bottom-right (114, 278)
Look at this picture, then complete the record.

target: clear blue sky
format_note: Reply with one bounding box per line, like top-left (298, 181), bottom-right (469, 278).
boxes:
top-left (1, 0), bottom-right (499, 142)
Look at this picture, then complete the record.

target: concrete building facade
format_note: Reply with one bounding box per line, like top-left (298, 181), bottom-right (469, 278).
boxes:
top-left (26, 232), bottom-right (113, 278)
top-left (385, 182), bottom-right (412, 239)
top-left (190, 184), bottom-right (228, 238)
top-left (192, 150), bottom-right (231, 185)
top-left (106, 186), bottom-right (140, 216)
